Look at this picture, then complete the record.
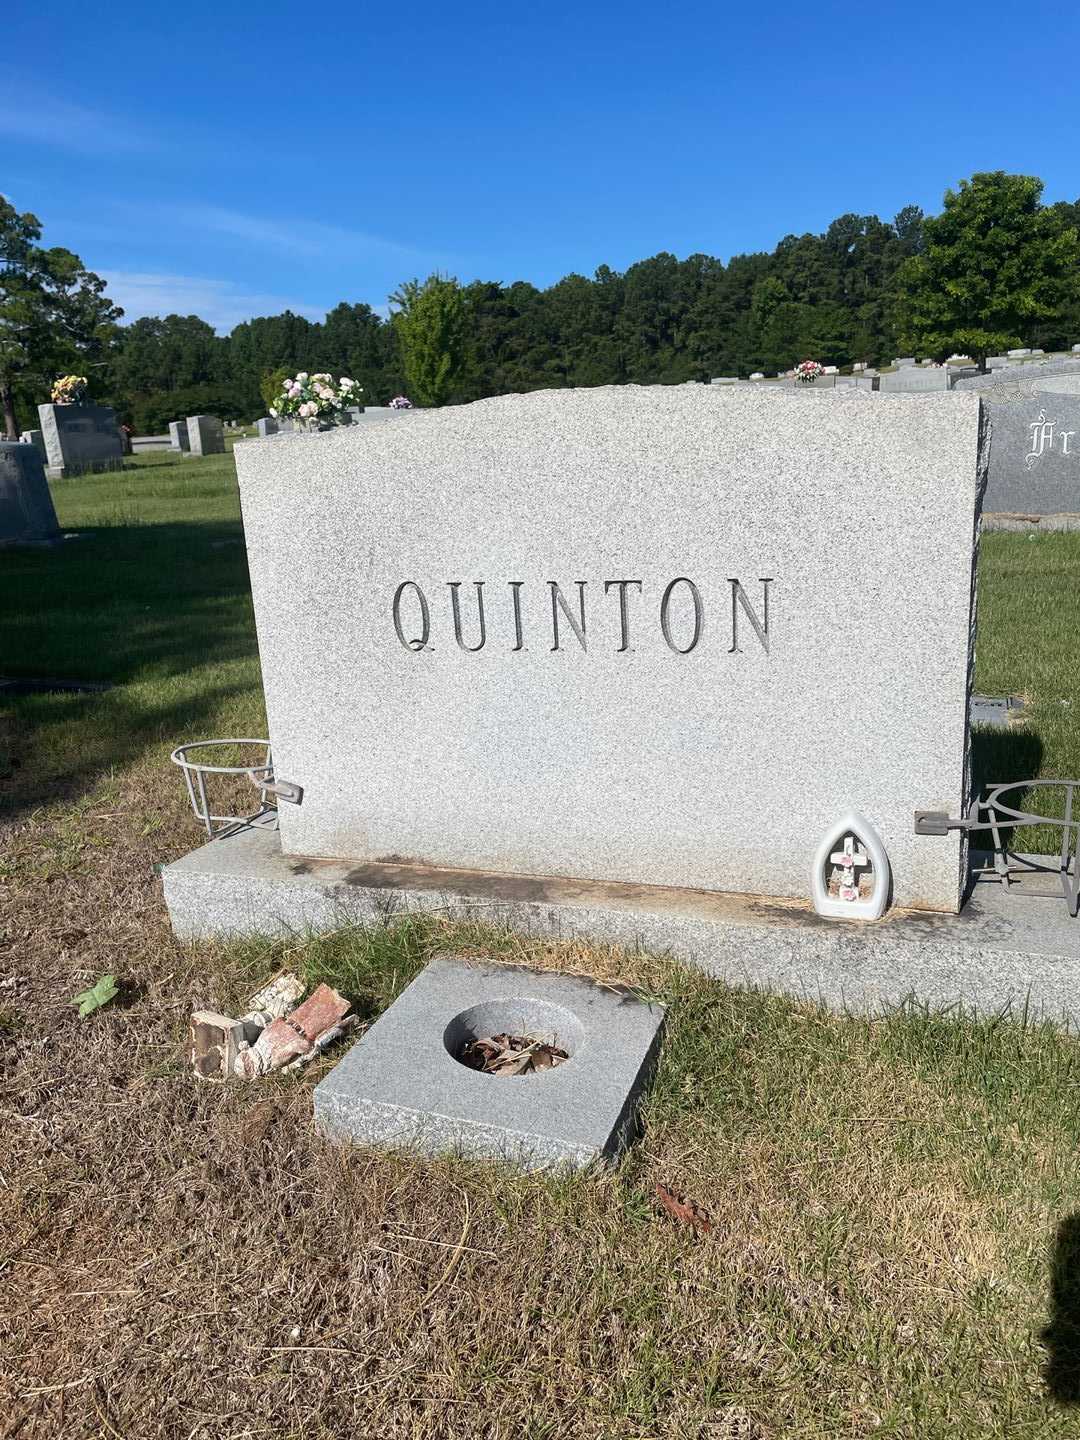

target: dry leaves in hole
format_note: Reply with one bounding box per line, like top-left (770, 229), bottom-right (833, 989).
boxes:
top-left (655, 1182), bottom-right (713, 1235)
top-left (459, 1032), bottom-right (569, 1078)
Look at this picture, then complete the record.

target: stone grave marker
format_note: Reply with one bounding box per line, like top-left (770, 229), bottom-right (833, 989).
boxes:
top-left (0, 441), bottom-right (61, 545)
top-left (229, 385), bottom-right (984, 913)
top-left (37, 402), bottom-right (124, 478)
top-left (979, 390), bottom-right (1080, 513)
top-left (879, 366), bottom-right (952, 392)
top-left (20, 429), bottom-right (47, 460)
top-left (255, 417), bottom-right (279, 438)
top-left (169, 420), bottom-right (190, 452)
top-left (187, 415), bottom-right (225, 456)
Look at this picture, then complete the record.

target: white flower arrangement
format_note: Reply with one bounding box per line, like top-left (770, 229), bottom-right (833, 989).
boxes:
top-left (389, 395), bottom-right (413, 410)
top-left (270, 372), bottom-right (362, 428)
top-left (794, 360), bottom-right (824, 385)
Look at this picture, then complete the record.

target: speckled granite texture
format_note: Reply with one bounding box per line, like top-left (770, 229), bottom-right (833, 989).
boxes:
top-left (313, 953), bottom-right (665, 1170)
top-left (234, 385), bottom-right (986, 912)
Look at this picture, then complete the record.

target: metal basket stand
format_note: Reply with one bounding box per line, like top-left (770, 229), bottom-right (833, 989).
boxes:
top-left (170, 739), bottom-right (303, 839)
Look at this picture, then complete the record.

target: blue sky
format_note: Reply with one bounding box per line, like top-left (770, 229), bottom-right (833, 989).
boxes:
top-left (6, 0), bottom-right (1080, 334)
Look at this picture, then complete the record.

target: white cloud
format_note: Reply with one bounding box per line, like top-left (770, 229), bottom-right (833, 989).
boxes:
top-left (0, 75), bottom-right (154, 154)
top-left (97, 270), bottom-right (327, 333)
top-left (164, 202), bottom-right (442, 266)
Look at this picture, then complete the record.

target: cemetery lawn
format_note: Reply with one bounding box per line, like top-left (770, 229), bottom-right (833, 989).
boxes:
top-left (3, 455), bottom-right (1080, 1435)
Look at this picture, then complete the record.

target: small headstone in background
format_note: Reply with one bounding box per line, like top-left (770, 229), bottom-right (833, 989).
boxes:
top-left (749, 372), bottom-right (765, 381)
top-left (823, 366), bottom-right (839, 375)
top-left (0, 440), bottom-right (61, 545)
top-left (169, 420), bottom-right (190, 452)
top-left (19, 429), bottom-right (47, 461)
top-left (893, 357), bottom-right (916, 367)
top-left (255, 417), bottom-right (279, 438)
top-left (37, 402), bottom-right (124, 478)
top-left (710, 376), bottom-right (739, 385)
top-left (879, 367), bottom-right (957, 392)
top-left (1008, 348), bottom-right (1032, 358)
top-left (186, 415), bottom-right (225, 457)
top-left (852, 362), bottom-right (867, 372)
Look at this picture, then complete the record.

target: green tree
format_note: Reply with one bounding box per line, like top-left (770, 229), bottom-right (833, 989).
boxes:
top-left (0, 198), bottom-right (122, 438)
top-left (260, 366), bottom-right (289, 412)
top-left (893, 172), bottom-right (1080, 361)
top-left (391, 274), bottom-right (471, 407)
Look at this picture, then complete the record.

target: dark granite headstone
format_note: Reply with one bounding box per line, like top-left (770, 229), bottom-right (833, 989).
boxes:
top-left (37, 402), bottom-right (124, 478)
top-left (0, 441), bottom-right (61, 545)
top-left (983, 392), bottom-right (1080, 513)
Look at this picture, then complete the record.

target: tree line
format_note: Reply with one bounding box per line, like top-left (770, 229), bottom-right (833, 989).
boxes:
top-left (4, 172), bottom-right (1080, 436)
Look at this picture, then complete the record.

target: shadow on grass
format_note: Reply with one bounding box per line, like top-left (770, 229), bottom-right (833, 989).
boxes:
top-left (969, 725), bottom-right (1045, 856)
top-left (1043, 1213), bottom-right (1080, 1404)
top-left (0, 520), bottom-right (263, 820)
top-left (1, 520), bottom-right (255, 684)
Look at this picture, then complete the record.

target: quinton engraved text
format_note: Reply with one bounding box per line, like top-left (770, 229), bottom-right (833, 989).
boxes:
top-left (391, 578), bottom-right (773, 655)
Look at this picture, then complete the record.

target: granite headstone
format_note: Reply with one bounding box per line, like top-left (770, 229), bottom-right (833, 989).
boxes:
top-left (234, 385), bottom-right (985, 913)
top-left (187, 415), bottom-right (225, 456)
top-left (0, 441), bottom-right (61, 545)
top-left (169, 420), bottom-right (190, 452)
top-left (37, 402), bottom-right (124, 477)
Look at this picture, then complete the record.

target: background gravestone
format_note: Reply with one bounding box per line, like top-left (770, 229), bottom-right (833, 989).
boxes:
top-left (20, 429), bottom-right (47, 461)
top-left (980, 390), bottom-right (1080, 513)
top-left (169, 420), bottom-right (190, 452)
top-left (0, 441), bottom-right (61, 545)
top-left (186, 415), bottom-right (225, 456)
top-left (235, 385), bottom-right (985, 914)
top-left (255, 417), bottom-right (279, 438)
top-left (37, 402), bottom-right (124, 477)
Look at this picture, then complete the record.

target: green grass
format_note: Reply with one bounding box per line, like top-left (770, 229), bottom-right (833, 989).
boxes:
top-left (972, 531), bottom-right (1080, 847)
top-left (0, 448), bottom-right (265, 809)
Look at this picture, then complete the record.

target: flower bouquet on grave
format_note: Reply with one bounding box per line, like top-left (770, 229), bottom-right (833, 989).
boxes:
top-left (389, 395), bottom-right (413, 409)
top-left (51, 374), bottom-right (88, 405)
top-left (794, 360), bottom-right (824, 385)
top-left (271, 372), bottom-right (362, 431)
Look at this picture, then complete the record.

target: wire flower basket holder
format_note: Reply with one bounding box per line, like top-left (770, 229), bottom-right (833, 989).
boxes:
top-left (170, 739), bottom-right (302, 839)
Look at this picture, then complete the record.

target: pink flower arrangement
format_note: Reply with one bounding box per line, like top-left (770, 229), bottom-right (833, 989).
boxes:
top-left (794, 360), bottom-right (825, 384)
top-left (271, 372), bottom-right (361, 428)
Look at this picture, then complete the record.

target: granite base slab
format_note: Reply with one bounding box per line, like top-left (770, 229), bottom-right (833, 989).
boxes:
top-left (313, 954), bottom-right (665, 1169)
top-left (162, 821), bottom-right (1080, 1026)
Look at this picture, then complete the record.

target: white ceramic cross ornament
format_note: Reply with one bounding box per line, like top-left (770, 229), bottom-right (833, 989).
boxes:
top-left (811, 812), bottom-right (891, 921)
top-left (829, 835), bottom-right (870, 902)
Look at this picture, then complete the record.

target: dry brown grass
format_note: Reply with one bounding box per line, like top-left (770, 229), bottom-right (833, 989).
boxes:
top-left (3, 756), bottom-right (1080, 1438)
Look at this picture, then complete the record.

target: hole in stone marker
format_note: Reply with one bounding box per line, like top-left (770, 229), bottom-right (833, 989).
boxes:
top-left (444, 998), bottom-right (585, 1078)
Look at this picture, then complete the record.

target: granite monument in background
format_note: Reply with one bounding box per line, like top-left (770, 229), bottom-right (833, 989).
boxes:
top-left (186, 415), bottom-right (225, 456)
top-left (0, 440), bottom-right (61, 545)
top-left (37, 402), bottom-right (124, 478)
